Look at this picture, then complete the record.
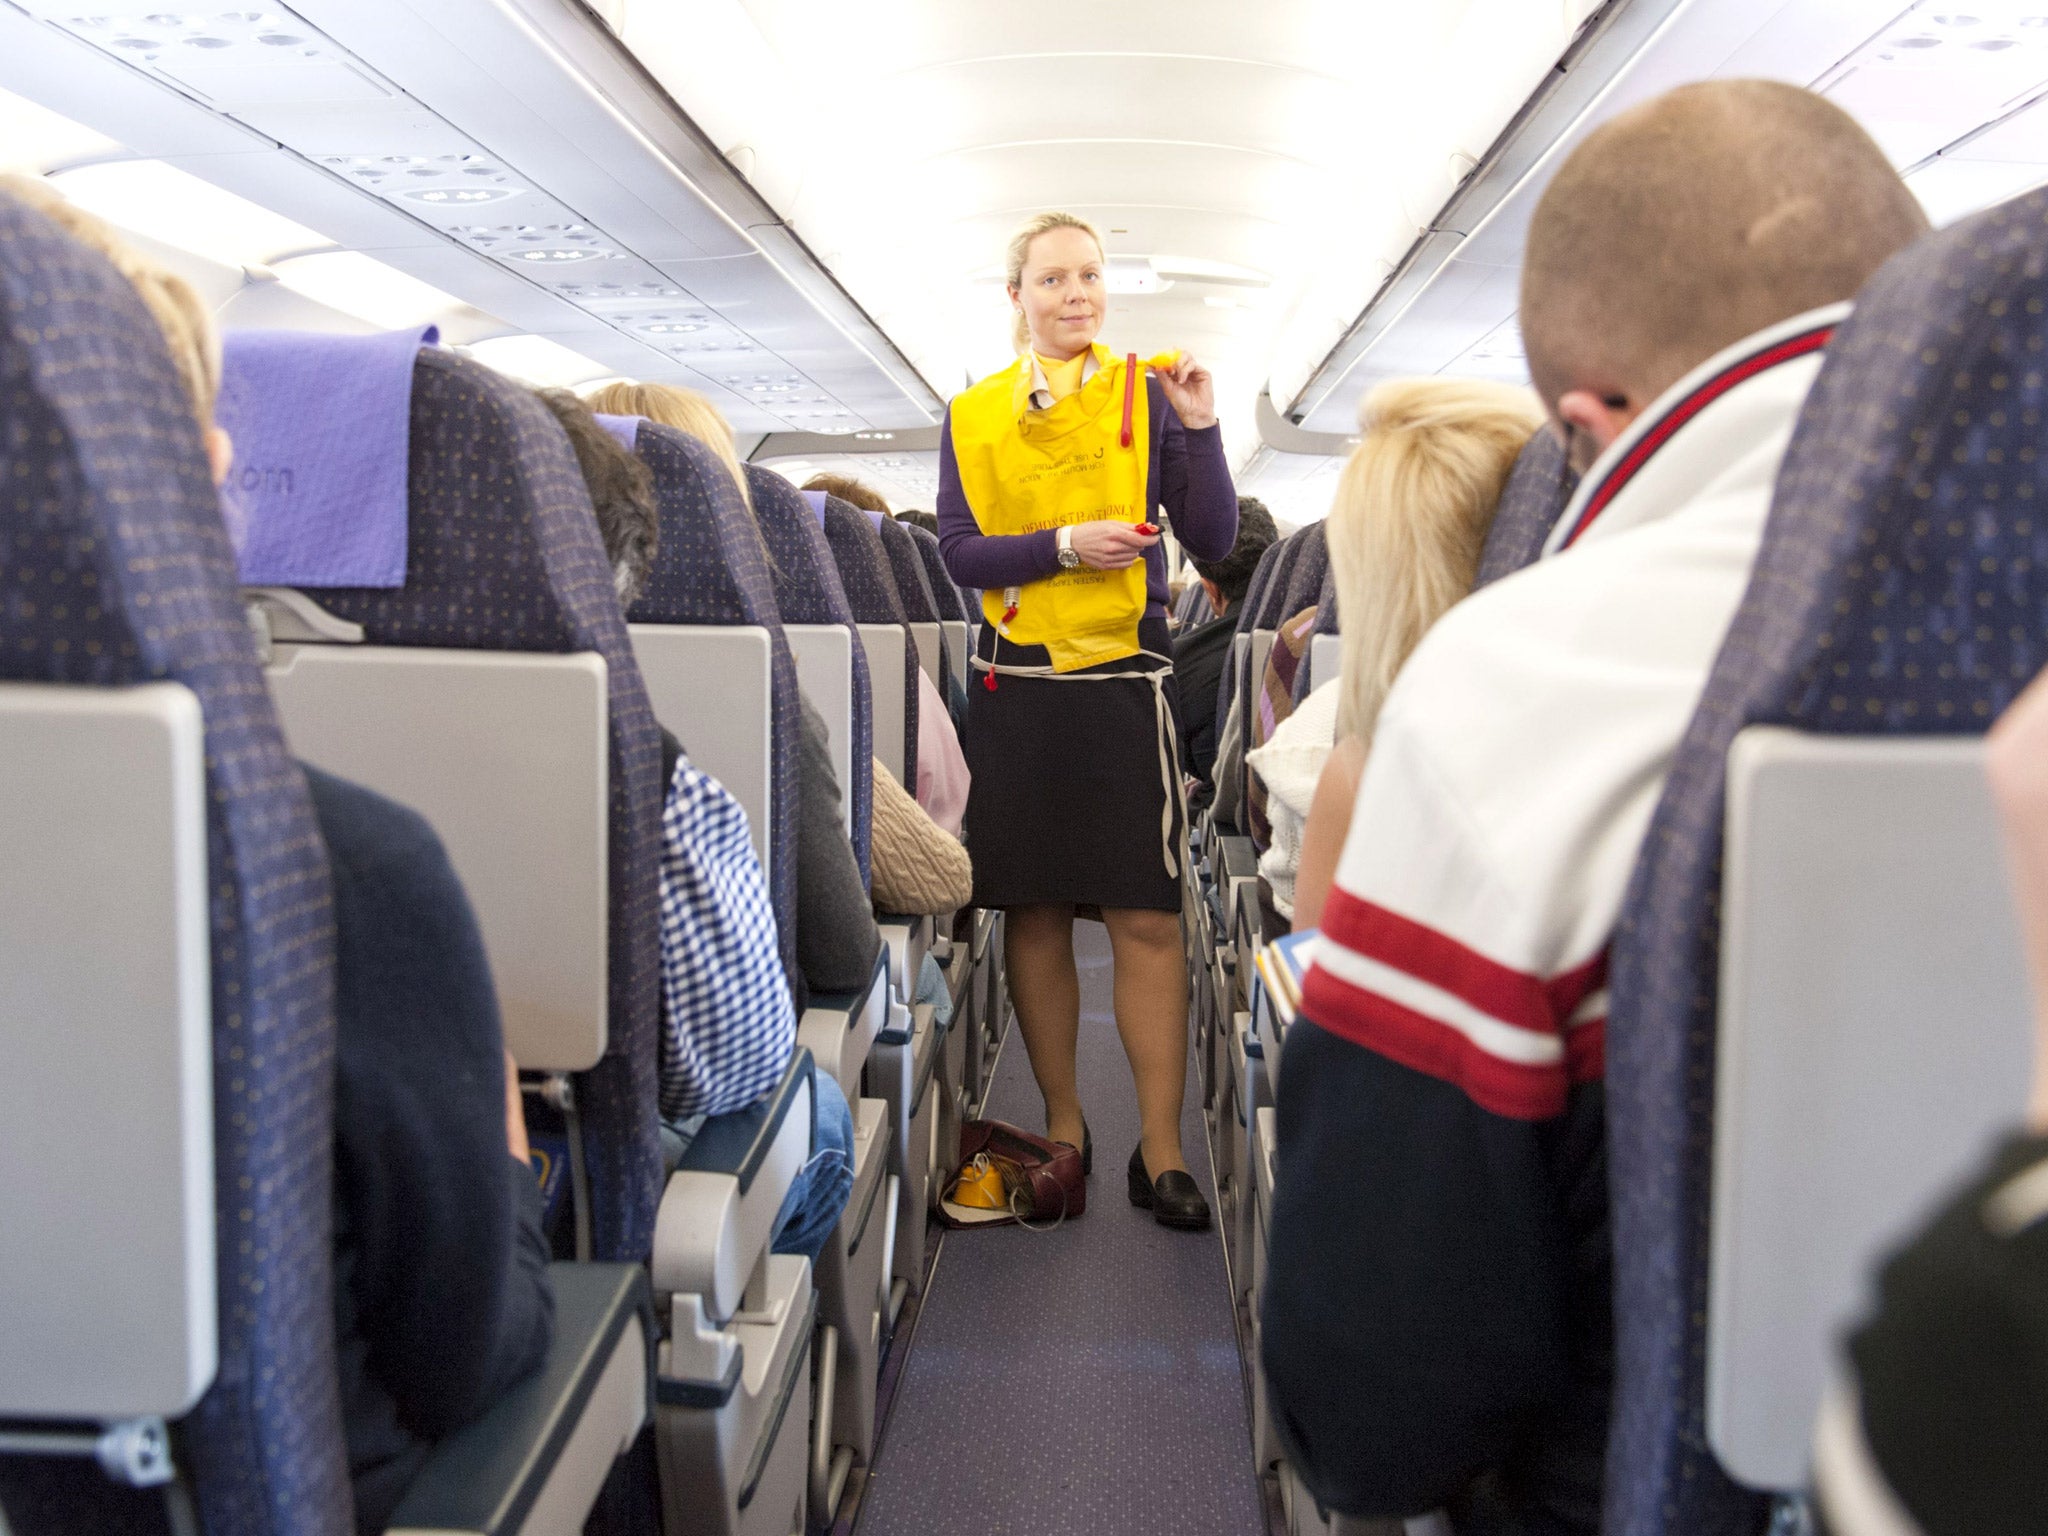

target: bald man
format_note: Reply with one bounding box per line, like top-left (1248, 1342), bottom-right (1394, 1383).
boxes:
top-left (1261, 81), bottom-right (1927, 1533)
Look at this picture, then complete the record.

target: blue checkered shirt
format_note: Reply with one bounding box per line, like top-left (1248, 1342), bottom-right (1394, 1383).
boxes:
top-left (656, 751), bottom-right (796, 1121)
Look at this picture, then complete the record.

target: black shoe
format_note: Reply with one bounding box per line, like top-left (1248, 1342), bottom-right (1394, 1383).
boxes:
top-left (1127, 1144), bottom-right (1211, 1230)
top-left (1055, 1121), bottom-right (1092, 1177)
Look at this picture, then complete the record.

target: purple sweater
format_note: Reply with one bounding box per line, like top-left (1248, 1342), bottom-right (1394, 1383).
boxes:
top-left (937, 376), bottom-right (1238, 617)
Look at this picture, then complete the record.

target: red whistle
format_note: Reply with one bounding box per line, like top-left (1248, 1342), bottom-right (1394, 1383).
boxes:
top-left (1135, 522), bottom-right (1160, 536)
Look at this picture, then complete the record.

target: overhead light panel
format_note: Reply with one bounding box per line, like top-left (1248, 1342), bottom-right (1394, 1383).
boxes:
top-left (466, 335), bottom-right (609, 388)
top-left (269, 250), bottom-right (465, 330)
top-left (51, 159), bottom-right (330, 270)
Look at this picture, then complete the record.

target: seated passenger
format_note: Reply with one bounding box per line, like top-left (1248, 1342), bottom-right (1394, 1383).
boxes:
top-left (533, 386), bottom-right (858, 1261)
top-left (2, 175), bottom-right (557, 1533)
top-left (1259, 81), bottom-right (1929, 1532)
top-left (1172, 495), bottom-right (1277, 797)
top-left (571, 382), bottom-right (883, 999)
top-left (869, 751), bottom-right (973, 916)
top-left (802, 468), bottom-right (974, 829)
top-left (1249, 379), bottom-right (1541, 926)
top-left (1811, 663), bottom-right (2048, 1536)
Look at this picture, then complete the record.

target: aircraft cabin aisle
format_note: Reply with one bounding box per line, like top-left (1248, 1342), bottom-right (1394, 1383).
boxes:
top-left (854, 926), bottom-right (1264, 1536)
top-left (6, 2), bottom-right (2048, 1536)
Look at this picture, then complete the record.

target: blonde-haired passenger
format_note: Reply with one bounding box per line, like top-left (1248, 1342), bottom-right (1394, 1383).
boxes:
top-left (0, 176), bottom-right (555, 1533)
top-left (586, 378), bottom-right (756, 515)
top-left (0, 174), bottom-right (232, 485)
top-left (1247, 377), bottom-right (1542, 927)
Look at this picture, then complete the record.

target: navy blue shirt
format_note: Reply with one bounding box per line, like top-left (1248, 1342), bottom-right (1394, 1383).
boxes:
top-left (306, 766), bottom-right (554, 1533)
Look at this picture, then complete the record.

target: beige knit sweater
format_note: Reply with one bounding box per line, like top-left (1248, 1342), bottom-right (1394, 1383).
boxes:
top-left (870, 757), bottom-right (973, 915)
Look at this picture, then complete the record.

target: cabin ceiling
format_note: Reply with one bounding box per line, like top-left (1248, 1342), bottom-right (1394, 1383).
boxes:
top-left (0, 0), bottom-right (941, 433)
top-left (603, 0), bottom-right (1606, 476)
top-left (7, 0), bottom-right (2048, 521)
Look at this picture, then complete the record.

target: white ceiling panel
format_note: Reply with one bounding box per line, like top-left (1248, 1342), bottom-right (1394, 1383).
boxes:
top-left (0, 0), bottom-right (937, 431)
top-left (609, 0), bottom-right (1600, 475)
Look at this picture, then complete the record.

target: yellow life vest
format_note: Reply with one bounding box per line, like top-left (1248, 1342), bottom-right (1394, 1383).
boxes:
top-left (949, 342), bottom-right (1179, 672)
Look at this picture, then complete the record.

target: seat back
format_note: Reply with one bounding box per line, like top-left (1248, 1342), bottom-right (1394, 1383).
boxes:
top-left (1709, 730), bottom-right (2030, 1489)
top-left (0, 195), bottom-right (346, 1536)
top-left (905, 522), bottom-right (967, 622)
top-left (746, 464), bottom-right (874, 883)
top-left (1275, 521), bottom-right (1328, 620)
top-left (874, 511), bottom-right (951, 689)
top-left (1606, 190), bottom-right (2048, 1536)
top-left (820, 496), bottom-right (919, 782)
top-left (1292, 566), bottom-right (1339, 706)
top-left (1474, 429), bottom-right (1578, 591)
top-left (305, 350), bottom-right (665, 1266)
top-left (629, 426), bottom-right (801, 984)
top-left (1234, 530), bottom-right (1307, 793)
top-left (905, 521), bottom-right (970, 695)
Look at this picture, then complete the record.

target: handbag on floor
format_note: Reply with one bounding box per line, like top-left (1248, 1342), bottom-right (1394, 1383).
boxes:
top-left (937, 1118), bottom-right (1086, 1229)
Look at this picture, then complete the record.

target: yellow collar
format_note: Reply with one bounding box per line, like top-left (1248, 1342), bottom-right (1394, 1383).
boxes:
top-left (1012, 341), bottom-right (1112, 420)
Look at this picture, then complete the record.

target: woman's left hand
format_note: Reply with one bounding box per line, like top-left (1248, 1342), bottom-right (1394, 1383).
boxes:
top-left (1153, 352), bottom-right (1217, 430)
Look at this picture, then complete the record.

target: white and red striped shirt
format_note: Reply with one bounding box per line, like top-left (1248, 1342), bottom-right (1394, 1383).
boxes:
top-left (1300, 304), bottom-right (1847, 1121)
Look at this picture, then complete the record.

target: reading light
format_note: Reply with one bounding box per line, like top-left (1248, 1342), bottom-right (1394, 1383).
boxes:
top-left (403, 186), bottom-right (520, 206)
top-left (507, 247), bottom-right (607, 264)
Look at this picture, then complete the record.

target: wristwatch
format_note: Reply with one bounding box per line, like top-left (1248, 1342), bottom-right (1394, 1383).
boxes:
top-left (1056, 525), bottom-right (1082, 570)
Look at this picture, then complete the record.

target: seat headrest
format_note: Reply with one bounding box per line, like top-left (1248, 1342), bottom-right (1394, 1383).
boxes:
top-left (1475, 429), bottom-right (1578, 592)
top-left (216, 326), bottom-right (438, 589)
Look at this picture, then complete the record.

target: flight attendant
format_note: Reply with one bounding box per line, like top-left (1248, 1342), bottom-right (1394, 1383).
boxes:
top-left (937, 211), bottom-right (1239, 1229)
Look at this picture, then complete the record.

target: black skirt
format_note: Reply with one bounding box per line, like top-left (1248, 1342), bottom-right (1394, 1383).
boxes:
top-left (962, 615), bottom-right (1186, 912)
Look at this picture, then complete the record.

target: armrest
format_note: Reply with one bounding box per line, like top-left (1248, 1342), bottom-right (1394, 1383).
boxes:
top-left (799, 950), bottom-right (889, 1097)
top-left (385, 1263), bottom-right (652, 1536)
top-left (1218, 835), bottom-right (1257, 885)
top-left (652, 1052), bottom-right (815, 1321)
top-left (874, 913), bottom-right (931, 1006)
top-left (676, 1050), bottom-right (815, 1197)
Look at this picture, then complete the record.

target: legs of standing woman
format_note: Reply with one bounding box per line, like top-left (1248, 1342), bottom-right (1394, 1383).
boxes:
top-left (1005, 901), bottom-right (1192, 1178)
top-left (1102, 906), bottom-right (1191, 1178)
top-left (1004, 903), bottom-right (1086, 1151)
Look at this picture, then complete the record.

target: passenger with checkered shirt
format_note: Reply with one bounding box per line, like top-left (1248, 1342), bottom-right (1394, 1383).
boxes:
top-left (537, 390), bottom-right (855, 1264)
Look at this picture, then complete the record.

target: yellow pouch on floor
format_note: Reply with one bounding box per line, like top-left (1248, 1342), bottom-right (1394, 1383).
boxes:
top-left (949, 345), bottom-right (1180, 672)
top-left (952, 1155), bottom-right (1009, 1211)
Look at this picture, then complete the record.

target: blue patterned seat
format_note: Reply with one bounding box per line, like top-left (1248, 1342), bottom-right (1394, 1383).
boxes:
top-left (0, 196), bottom-right (348, 1536)
top-left (746, 464), bottom-right (875, 884)
top-left (904, 521), bottom-right (968, 623)
top-left (820, 496), bottom-right (920, 780)
top-left (874, 510), bottom-right (957, 688)
top-left (1275, 520), bottom-right (1328, 621)
top-left (628, 427), bottom-right (802, 985)
top-left (1228, 529), bottom-right (1310, 787)
top-left (1474, 428), bottom-right (1578, 590)
top-left (1291, 565), bottom-right (1339, 706)
top-left (306, 349), bottom-right (665, 1268)
top-left (1606, 190), bottom-right (2048, 1536)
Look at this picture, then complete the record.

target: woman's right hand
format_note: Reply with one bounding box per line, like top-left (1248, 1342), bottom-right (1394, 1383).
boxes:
top-left (1066, 520), bottom-right (1160, 571)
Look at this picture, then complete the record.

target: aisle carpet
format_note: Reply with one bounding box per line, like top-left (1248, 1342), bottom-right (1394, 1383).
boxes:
top-left (856, 922), bottom-right (1264, 1535)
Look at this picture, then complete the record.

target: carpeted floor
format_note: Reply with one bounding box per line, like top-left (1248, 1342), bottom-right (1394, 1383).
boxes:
top-left (855, 921), bottom-right (1264, 1535)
